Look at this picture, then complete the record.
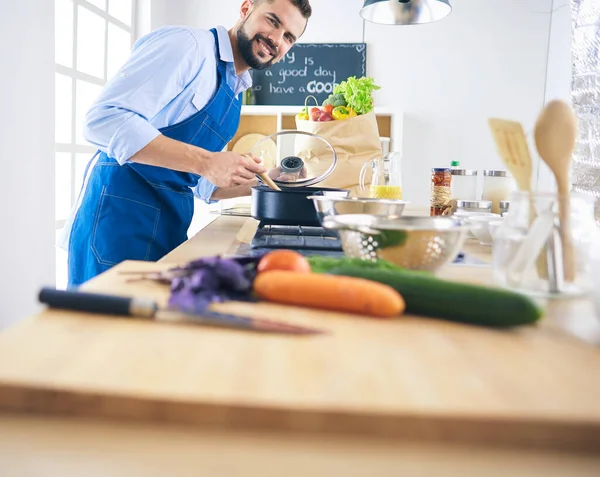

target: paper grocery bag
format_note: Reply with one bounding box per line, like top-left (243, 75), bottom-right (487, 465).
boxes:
top-left (295, 111), bottom-right (383, 196)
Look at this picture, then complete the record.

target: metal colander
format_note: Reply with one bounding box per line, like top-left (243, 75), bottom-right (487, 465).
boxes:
top-left (323, 214), bottom-right (468, 271)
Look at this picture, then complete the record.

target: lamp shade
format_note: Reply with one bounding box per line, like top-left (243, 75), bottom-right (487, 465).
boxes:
top-left (360, 0), bottom-right (452, 25)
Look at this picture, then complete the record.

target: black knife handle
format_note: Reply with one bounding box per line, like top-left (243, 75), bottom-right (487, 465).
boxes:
top-left (38, 287), bottom-right (157, 318)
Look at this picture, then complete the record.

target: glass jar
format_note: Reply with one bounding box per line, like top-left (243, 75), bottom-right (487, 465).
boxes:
top-left (482, 170), bottom-right (516, 214)
top-left (492, 191), bottom-right (599, 298)
top-left (430, 168), bottom-right (452, 216)
top-left (451, 169), bottom-right (478, 200)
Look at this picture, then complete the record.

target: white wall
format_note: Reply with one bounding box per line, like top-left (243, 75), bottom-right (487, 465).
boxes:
top-left (0, 1), bottom-right (55, 329)
top-left (538, 0), bottom-right (572, 191)
top-left (150, 0), bottom-right (561, 206)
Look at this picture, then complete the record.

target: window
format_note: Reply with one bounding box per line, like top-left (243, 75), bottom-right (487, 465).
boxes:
top-left (55, 0), bottom-right (136, 287)
top-left (54, 0), bottom-right (136, 228)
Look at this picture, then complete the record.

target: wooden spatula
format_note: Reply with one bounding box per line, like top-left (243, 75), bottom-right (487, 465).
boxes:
top-left (487, 119), bottom-right (533, 191)
top-left (534, 99), bottom-right (578, 282)
top-left (488, 118), bottom-right (548, 278)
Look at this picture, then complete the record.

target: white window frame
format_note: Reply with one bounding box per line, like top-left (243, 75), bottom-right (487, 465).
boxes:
top-left (55, 0), bottom-right (137, 229)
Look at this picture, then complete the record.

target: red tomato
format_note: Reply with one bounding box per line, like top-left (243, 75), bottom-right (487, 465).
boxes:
top-left (257, 250), bottom-right (311, 274)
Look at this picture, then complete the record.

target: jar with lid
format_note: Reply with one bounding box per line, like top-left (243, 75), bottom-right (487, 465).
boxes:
top-left (492, 191), bottom-right (599, 298)
top-left (482, 170), bottom-right (516, 214)
top-left (451, 169), bottom-right (478, 201)
top-left (430, 168), bottom-right (452, 216)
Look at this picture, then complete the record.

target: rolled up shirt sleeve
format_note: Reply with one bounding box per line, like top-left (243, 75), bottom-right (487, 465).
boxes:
top-left (193, 177), bottom-right (219, 204)
top-left (83, 28), bottom-right (204, 165)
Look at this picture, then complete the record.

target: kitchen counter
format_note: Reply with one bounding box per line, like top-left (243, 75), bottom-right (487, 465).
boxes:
top-left (1, 210), bottom-right (600, 475)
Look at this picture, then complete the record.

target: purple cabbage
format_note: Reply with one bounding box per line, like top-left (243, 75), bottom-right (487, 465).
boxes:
top-left (166, 255), bottom-right (265, 314)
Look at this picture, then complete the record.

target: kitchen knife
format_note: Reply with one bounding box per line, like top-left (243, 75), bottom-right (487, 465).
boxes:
top-left (38, 287), bottom-right (324, 336)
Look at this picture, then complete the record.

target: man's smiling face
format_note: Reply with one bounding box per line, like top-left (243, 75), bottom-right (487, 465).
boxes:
top-left (236, 0), bottom-right (308, 70)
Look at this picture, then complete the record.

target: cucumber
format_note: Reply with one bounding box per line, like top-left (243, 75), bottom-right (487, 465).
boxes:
top-left (307, 256), bottom-right (424, 275)
top-left (326, 266), bottom-right (543, 327)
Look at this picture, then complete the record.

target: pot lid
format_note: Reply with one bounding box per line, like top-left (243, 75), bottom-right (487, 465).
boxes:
top-left (249, 130), bottom-right (338, 188)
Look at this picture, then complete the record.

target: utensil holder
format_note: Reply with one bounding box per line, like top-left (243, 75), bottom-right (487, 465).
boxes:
top-left (492, 191), bottom-right (598, 298)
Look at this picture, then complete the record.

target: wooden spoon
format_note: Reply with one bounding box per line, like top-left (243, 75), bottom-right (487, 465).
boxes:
top-left (534, 99), bottom-right (578, 282)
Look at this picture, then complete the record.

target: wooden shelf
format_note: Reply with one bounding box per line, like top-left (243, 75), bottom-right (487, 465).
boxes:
top-left (227, 106), bottom-right (400, 154)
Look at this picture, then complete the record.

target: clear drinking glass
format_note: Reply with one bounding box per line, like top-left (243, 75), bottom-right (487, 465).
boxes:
top-left (492, 191), bottom-right (599, 298)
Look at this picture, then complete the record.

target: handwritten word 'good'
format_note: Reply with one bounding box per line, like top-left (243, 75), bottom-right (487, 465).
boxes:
top-left (278, 67), bottom-right (307, 85)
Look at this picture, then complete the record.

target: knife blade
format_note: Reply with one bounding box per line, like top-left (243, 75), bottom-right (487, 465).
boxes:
top-left (38, 287), bottom-right (325, 336)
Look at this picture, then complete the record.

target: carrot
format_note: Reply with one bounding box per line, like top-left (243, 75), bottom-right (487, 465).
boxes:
top-left (253, 270), bottom-right (405, 318)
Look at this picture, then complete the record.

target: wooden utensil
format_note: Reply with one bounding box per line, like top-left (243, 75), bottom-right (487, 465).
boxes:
top-left (487, 119), bottom-right (533, 192)
top-left (256, 171), bottom-right (281, 191)
top-left (488, 118), bottom-right (548, 278)
top-left (534, 99), bottom-right (578, 282)
top-left (243, 153), bottom-right (282, 191)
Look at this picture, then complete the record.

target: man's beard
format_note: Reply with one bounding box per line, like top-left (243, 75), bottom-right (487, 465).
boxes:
top-left (236, 22), bottom-right (278, 71)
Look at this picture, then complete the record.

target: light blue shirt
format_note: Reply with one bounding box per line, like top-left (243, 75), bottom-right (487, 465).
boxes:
top-left (83, 24), bottom-right (252, 202)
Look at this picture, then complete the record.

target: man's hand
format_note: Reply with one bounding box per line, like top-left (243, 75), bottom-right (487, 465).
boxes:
top-left (128, 136), bottom-right (265, 187)
top-left (201, 151), bottom-right (265, 188)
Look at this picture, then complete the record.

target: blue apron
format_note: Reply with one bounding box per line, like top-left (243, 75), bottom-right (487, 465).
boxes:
top-left (67, 29), bottom-right (241, 288)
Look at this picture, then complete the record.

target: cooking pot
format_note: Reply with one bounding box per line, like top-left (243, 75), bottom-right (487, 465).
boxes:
top-left (251, 186), bottom-right (349, 226)
top-left (249, 130), bottom-right (349, 226)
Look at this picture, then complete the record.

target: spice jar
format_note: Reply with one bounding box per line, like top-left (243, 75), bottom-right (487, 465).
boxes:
top-left (482, 170), bottom-right (516, 214)
top-left (451, 169), bottom-right (478, 201)
top-left (430, 168), bottom-right (452, 216)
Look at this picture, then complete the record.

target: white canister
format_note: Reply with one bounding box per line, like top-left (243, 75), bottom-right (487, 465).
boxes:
top-left (482, 170), bottom-right (517, 214)
top-left (451, 169), bottom-right (478, 200)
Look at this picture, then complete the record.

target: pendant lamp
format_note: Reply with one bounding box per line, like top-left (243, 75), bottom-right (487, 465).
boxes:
top-left (360, 0), bottom-right (452, 25)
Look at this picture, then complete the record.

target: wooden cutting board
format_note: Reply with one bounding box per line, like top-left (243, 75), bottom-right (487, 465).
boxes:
top-left (0, 260), bottom-right (599, 451)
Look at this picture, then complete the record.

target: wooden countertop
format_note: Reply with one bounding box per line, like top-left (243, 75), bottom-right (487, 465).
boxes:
top-left (0, 213), bottom-right (599, 458)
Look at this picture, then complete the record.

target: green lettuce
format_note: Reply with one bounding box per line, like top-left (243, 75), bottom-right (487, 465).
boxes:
top-left (333, 76), bottom-right (381, 115)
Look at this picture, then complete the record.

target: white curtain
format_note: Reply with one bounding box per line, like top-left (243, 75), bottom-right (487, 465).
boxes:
top-left (571, 0), bottom-right (600, 225)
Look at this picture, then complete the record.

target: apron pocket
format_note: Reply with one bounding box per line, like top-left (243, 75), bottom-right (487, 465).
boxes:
top-left (91, 189), bottom-right (161, 266)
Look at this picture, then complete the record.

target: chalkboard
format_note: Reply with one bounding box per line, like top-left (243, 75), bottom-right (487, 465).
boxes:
top-left (248, 43), bottom-right (367, 106)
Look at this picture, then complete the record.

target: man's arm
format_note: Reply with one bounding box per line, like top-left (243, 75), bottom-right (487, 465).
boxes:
top-left (210, 182), bottom-right (257, 201)
top-left (83, 27), bottom-right (201, 167)
top-left (130, 135), bottom-right (263, 188)
top-left (83, 27), bottom-right (263, 187)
